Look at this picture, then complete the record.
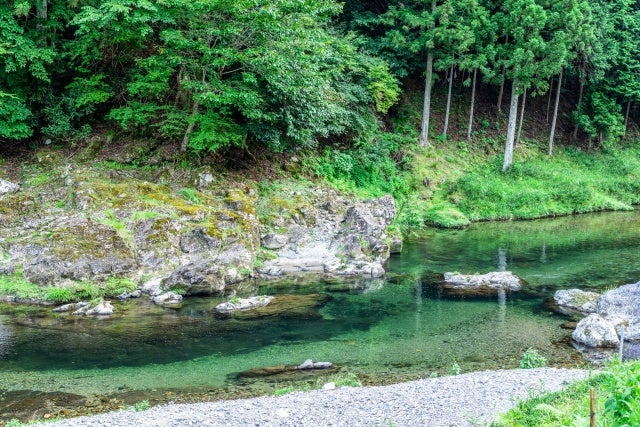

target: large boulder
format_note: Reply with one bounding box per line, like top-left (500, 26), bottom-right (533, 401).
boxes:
top-left (595, 281), bottom-right (640, 340)
top-left (552, 289), bottom-right (599, 315)
top-left (572, 313), bottom-right (620, 348)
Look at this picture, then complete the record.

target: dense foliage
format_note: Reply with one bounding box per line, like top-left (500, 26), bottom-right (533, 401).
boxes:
top-left (2, 0), bottom-right (639, 157)
top-left (0, 0), bottom-right (399, 151)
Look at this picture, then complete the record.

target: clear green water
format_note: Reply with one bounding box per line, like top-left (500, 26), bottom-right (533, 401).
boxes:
top-left (1, 211), bottom-right (640, 420)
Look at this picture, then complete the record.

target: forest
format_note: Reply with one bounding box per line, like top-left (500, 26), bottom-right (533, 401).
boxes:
top-left (1, 0), bottom-right (638, 154)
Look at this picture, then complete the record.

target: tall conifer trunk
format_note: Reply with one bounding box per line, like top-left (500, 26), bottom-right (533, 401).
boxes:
top-left (419, 1), bottom-right (437, 147)
top-left (442, 63), bottom-right (454, 138)
top-left (467, 68), bottom-right (477, 140)
top-left (516, 88), bottom-right (527, 146)
top-left (503, 82), bottom-right (519, 171)
top-left (548, 68), bottom-right (563, 156)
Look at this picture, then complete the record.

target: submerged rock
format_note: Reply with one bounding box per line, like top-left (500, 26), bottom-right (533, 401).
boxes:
top-left (552, 289), bottom-right (599, 315)
top-left (229, 294), bottom-right (330, 320)
top-left (215, 295), bottom-right (274, 314)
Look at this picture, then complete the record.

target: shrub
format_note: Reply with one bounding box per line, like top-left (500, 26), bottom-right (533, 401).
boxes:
top-left (519, 348), bottom-right (547, 369)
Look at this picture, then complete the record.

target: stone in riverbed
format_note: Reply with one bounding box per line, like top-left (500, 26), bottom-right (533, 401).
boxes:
top-left (296, 359), bottom-right (333, 370)
top-left (440, 271), bottom-right (523, 296)
top-left (86, 300), bottom-right (114, 316)
top-left (152, 292), bottom-right (183, 306)
top-left (572, 313), bottom-right (619, 348)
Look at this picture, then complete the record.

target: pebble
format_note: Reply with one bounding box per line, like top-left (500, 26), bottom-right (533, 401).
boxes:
top-left (33, 368), bottom-right (592, 427)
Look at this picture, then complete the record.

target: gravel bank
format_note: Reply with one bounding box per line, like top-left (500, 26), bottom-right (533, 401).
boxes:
top-left (37, 369), bottom-right (591, 427)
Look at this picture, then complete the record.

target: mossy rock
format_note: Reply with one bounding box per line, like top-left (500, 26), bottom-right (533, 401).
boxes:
top-left (0, 193), bottom-right (38, 220)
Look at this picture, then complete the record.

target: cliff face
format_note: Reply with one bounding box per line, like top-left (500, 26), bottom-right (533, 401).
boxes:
top-left (0, 146), bottom-right (400, 303)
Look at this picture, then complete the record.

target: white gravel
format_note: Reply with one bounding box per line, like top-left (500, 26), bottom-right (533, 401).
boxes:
top-left (36, 368), bottom-right (592, 427)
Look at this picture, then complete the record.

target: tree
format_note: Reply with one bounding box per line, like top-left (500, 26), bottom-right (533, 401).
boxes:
top-left (83, 0), bottom-right (399, 152)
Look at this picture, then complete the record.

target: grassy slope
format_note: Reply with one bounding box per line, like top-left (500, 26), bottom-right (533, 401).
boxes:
top-left (313, 79), bottom-right (640, 231)
top-left (494, 360), bottom-right (640, 427)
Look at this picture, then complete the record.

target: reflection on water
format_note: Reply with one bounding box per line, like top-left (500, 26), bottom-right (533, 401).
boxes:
top-left (0, 210), bottom-right (639, 421)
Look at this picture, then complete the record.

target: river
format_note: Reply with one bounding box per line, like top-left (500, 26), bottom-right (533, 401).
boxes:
top-left (1, 211), bottom-right (639, 422)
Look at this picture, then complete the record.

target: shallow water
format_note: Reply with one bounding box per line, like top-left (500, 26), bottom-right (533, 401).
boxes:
top-left (1, 211), bottom-right (640, 422)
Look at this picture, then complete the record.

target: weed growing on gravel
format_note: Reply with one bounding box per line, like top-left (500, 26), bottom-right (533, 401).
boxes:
top-left (133, 400), bottom-right (150, 412)
top-left (519, 349), bottom-right (547, 369)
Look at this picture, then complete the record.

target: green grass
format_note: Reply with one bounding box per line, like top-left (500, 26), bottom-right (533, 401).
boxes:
top-left (440, 145), bottom-right (640, 226)
top-left (494, 360), bottom-right (640, 427)
top-left (0, 273), bottom-right (137, 303)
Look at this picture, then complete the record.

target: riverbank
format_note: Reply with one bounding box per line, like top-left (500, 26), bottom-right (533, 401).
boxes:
top-left (32, 368), bottom-right (592, 427)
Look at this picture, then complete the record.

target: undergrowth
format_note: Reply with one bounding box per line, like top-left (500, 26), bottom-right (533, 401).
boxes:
top-left (494, 359), bottom-right (640, 427)
top-left (0, 273), bottom-right (137, 303)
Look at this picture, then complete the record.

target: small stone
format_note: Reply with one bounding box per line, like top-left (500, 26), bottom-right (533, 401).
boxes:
top-left (322, 382), bottom-right (336, 391)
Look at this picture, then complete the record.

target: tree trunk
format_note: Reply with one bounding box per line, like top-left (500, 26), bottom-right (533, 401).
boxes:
top-left (503, 82), bottom-right (520, 171)
top-left (36, 0), bottom-right (47, 19)
top-left (497, 66), bottom-right (506, 113)
top-left (624, 100), bottom-right (631, 138)
top-left (573, 79), bottom-right (585, 139)
top-left (419, 51), bottom-right (434, 147)
top-left (419, 1), bottom-right (437, 147)
top-left (442, 63), bottom-right (454, 139)
top-left (181, 99), bottom-right (199, 152)
top-left (546, 77), bottom-right (554, 123)
top-left (467, 68), bottom-right (477, 141)
top-left (548, 68), bottom-right (563, 156)
top-left (516, 88), bottom-right (527, 146)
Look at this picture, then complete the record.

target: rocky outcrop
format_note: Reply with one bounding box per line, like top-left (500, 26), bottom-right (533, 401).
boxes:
top-left (552, 289), bottom-right (599, 315)
top-left (259, 192), bottom-right (398, 279)
top-left (0, 153), bottom-right (399, 302)
top-left (571, 281), bottom-right (640, 349)
top-left (215, 296), bottom-right (274, 314)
